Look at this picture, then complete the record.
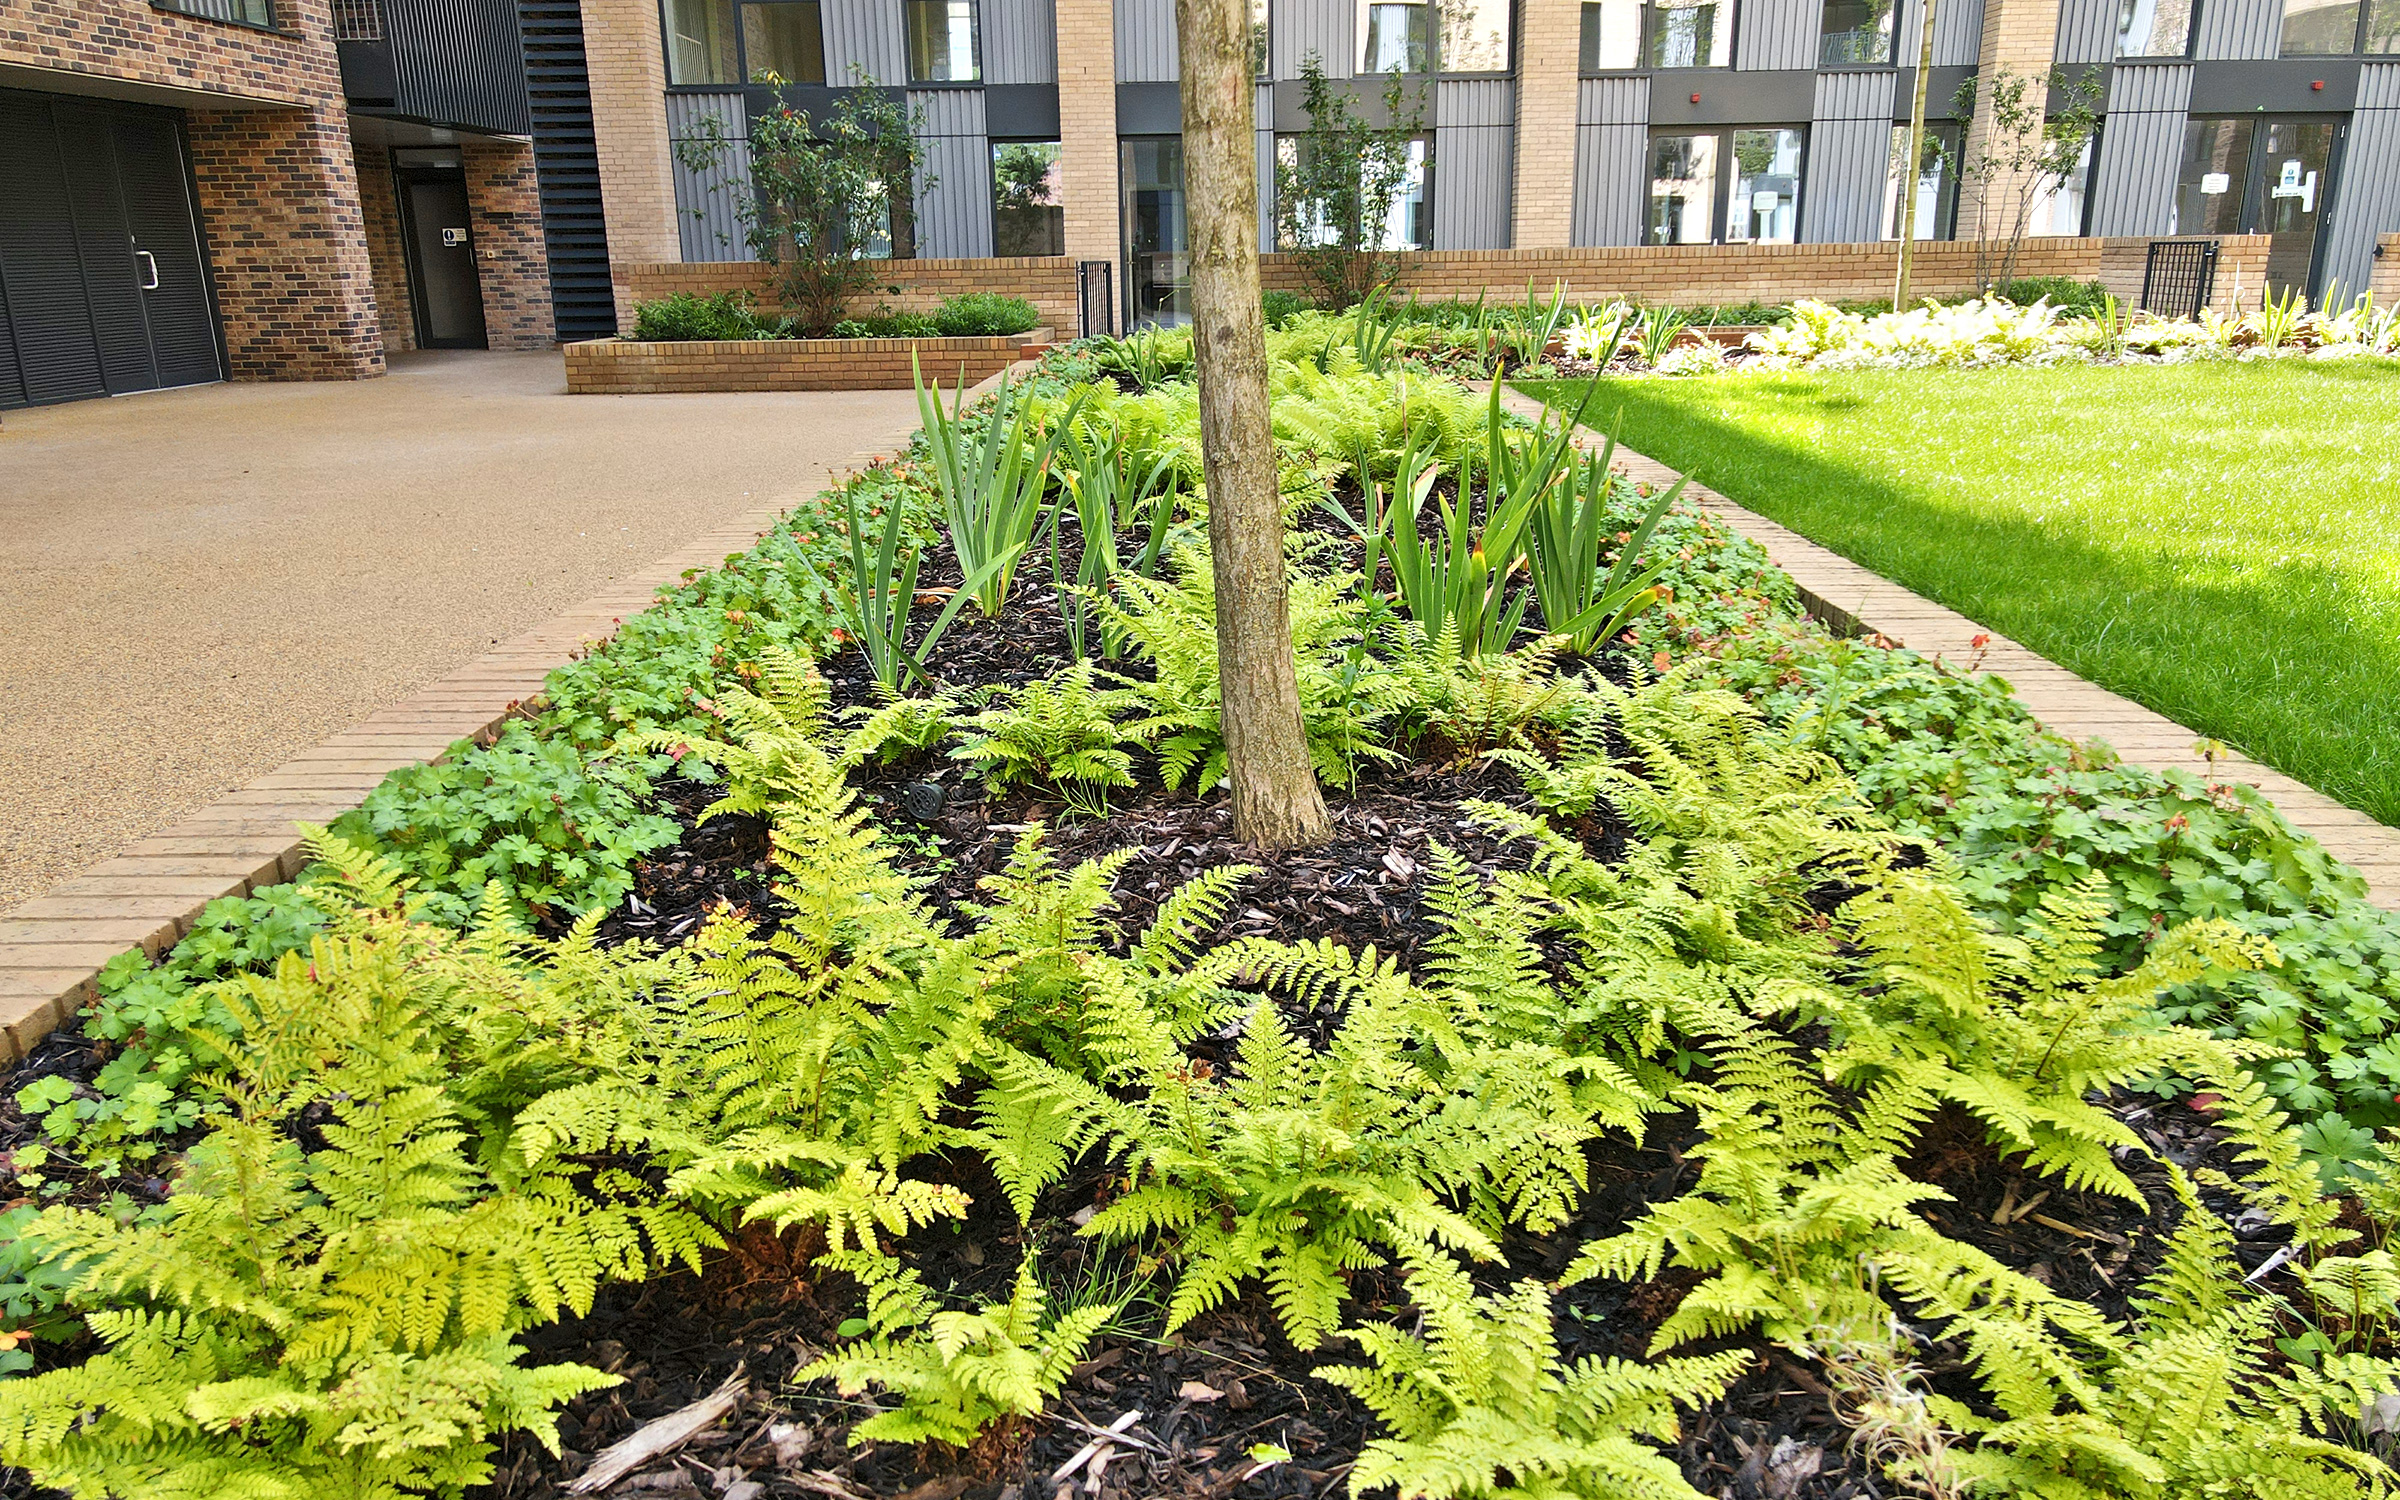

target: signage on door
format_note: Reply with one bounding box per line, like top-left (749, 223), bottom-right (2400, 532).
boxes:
top-left (441, 227), bottom-right (468, 246)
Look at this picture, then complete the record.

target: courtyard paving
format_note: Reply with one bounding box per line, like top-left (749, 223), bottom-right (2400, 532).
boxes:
top-left (0, 351), bottom-right (921, 911)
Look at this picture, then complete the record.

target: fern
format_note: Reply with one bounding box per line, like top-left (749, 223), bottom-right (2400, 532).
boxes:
top-left (950, 662), bottom-right (1149, 802)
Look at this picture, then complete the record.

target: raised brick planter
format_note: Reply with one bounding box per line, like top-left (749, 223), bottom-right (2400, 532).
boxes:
top-left (564, 329), bottom-right (1052, 395)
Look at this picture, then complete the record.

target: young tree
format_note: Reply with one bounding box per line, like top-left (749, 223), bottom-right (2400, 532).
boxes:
top-left (1176, 0), bottom-right (1331, 848)
top-left (1954, 67), bottom-right (2104, 295)
top-left (1273, 60), bottom-right (1428, 309)
top-left (674, 75), bottom-right (930, 334)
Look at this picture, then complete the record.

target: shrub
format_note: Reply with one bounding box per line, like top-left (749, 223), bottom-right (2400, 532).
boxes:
top-left (1262, 289), bottom-right (1310, 328)
top-left (629, 290), bottom-right (779, 342)
top-left (833, 309), bottom-right (942, 339)
top-left (1995, 276), bottom-right (2110, 316)
top-left (933, 292), bottom-right (1040, 337)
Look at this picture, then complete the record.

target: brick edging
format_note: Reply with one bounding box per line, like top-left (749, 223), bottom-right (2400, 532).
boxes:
top-left (0, 370), bottom-right (1009, 1063)
top-left (1487, 385), bottom-right (2400, 912)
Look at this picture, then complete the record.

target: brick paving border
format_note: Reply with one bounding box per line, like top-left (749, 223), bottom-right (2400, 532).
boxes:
top-left (0, 374), bottom-right (1009, 1062)
top-left (1491, 385), bottom-right (2400, 912)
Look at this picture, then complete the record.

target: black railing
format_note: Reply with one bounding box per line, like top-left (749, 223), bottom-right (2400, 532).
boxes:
top-left (1078, 260), bottom-right (1116, 340)
top-left (331, 0), bottom-right (387, 39)
top-left (152, 0), bottom-right (276, 28)
top-left (2141, 239), bottom-right (2221, 321)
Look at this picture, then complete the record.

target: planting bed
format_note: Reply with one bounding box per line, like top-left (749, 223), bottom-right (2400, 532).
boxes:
top-left (4, 317), bottom-right (2399, 1500)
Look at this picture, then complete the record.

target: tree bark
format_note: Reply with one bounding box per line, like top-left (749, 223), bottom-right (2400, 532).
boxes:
top-left (1174, 0), bottom-right (1330, 849)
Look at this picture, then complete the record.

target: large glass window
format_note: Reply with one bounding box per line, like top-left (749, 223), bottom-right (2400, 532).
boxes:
top-left (1275, 135), bottom-right (1431, 249)
top-left (742, 0), bottom-right (825, 81)
top-left (1819, 0), bottom-right (1893, 62)
top-left (1436, 0), bottom-right (1512, 70)
top-left (2374, 0), bottom-right (2400, 49)
top-left (1647, 133), bottom-right (1719, 243)
top-left (2170, 117), bottom-right (2253, 235)
top-left (993, 141), bottom-right (1066, 255)
top-left (1884, 123), bottom-right (1960, 239)
top-left (664, 0), bottom-right (740, 83)
top-left (1360, 0), bottom-right (1433, 70)
top-left (2281, 0), bottom-right (2364, 49)
top-left (2029, 133), bottom-right (2095, 235)
top-left (2115, 0), bottom-right (2192, 55)
top-left (1727, 128), bottom-right (1803, 243)
top-left (1121, 137), bottom-right (1189, 327)
top-left (906, 0), bottom-right (980, 80)
top-left (1648, 0), bottom-right (1733, 66)
top-left (1580, 0), bottom-right (1642, 66)
top-left (1253, 0), bottom-right (1272, 73)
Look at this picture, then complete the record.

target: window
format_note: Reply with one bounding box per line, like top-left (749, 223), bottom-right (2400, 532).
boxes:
top-left (664, 0), bottom-right (740, 83)
top-left (1819, 0), bottom-right (1894, 62)
top-left (1884, 123), bottom-right (1960, 239)
top-left (743, 0), bottom-right (825, 81)
top-left (1647, 133), bottom-right (1718, 243)
top-left (1647, 127), bottom-right (1802, 243)
top-left (1436, 0), bottom-right (1512, 71)
top-left (1253, 0), bottom-right (1272, 74)
top-left (1360, 0), bottom-right (1432, 71)
top-left (2170, 117), bottom-right (2252, 234)
top-left (906, 0), bottom-right (980, 80)
top-left (2114, 0), bottom-right (2192, 56)
top-left (2282, 0), bottom-right (2399, 49)
top-left (1580, 0), bottom-right (1642, 67)
top-left (1275, 135), bottom-right (1431, 248)
top-left (152, 0), bottom-right (276, 29)
top-left (993, 141), bottom-right (1066, 255)
top-left (1648, 0), bottom-right (1732, 67)
top-left (1122, 137), bottom-right (1189, 326)
top-left (2028, 133), bottom-right (2095, 235)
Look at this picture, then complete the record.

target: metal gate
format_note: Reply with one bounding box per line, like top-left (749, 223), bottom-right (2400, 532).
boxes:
top-left (1077, 259), bottom-right (1115, 339)
top-left (2140, 239), bottom-right (2221, 321)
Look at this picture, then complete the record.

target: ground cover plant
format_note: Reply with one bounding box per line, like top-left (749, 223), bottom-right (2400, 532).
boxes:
top-left (626, 291), bottom-right (1042, 343)
top-left (4, 308), bottom-right (2400, 1500)
top-left (1519, 359), bottom-right (2400, 830)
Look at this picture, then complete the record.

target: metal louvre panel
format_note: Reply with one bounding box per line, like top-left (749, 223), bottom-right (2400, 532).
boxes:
top-left (0, 91), bottom-right (103, 406)
top-left (2053, 0), bottom-right (2119, 65)
top-left (517, 0), bottom-right (617, 338)
top-left (54, 103), bottom-right (156, 395)
top-left (1272, 0), bottom-right (1351, 77)
top-left (387, 0), bottom-right (532, 135)
top-left (667, 92), bottom-right (754, 261)
top-left (1577, 74), bottom-right (1648, 126)
top-left (0, 269), bottom-right (21, 409)
top-left (1804, 71), bottom-right (1894, 243)
top-left (1435, 75), bottom-right (1513, 126)
top-left (1894, 0), bottom-right (1987, 66)
top-left (914, 85), bottom-right (990, 134)
top-left (111, 113), bottom-right (220, 388)
top-left (985, 0), bottom-right (1058, 82)
top-left (2194, 0), bottom-right (2281, 58)
top-left (2320, 102), bottom-right (2400, 301)
top-left (2088, 66), bottom-right (2191, 236)
top-left (1573, 75), bottom-right (1649, 247)
top-left (1813, 67), bottom-right (1895, 119)
top-left (1736, 0), bottom-right (1819, 71)
top-left (826, 0), bottom-right (908, 84)
top-left (1116, 0), bottom-right (1180, 81)
top-left (2361, 60), bottom-right (2400, 108)
top-left (914, 122), bottom-right (996, 257)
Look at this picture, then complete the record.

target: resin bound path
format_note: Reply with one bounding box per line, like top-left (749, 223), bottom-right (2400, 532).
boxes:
top-left (1491, 386), bottom-right (2400, 911)
top-left (0, 356), bottom-right (993, 1059)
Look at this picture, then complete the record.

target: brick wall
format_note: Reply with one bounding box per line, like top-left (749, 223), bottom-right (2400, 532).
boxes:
top-left (1256, 237), bottom-right (2273, 313)
top-left (1511, 0), bottom-right (1579, 250)
top-left (354, 141), bottom-right (417, 354)
top-left (463, 138), bottom-right (558, 349)
top-left (564, 331), bottom-right (1043, 392)
top-left (2374, 236), bottom-right (2400, 303)
top-left (1957, 0), bottom-right (2067, 233)
top-left (622, 258), bottom-right (1082, 335)
top-left (0, 0), bottom-right (340, 106)
top-left (187, 103), bottom-right (384, 380)
top-left (1055, 0), bottom-right (1122, 271)
top-left (582, 0), bottom-right (682, 327)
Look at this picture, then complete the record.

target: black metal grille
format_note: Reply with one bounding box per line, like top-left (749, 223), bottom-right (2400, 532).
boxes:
top-left (1077, 260), bottom-right (1115, 339)
top-left (330, 0), bottom-right (385, 39)
top-left (150, 0), bottom-right (276, 29)
top-left (517, 0), bottom-right (617, 340)
top-left (2140, 239), bottom-right (2220, 321)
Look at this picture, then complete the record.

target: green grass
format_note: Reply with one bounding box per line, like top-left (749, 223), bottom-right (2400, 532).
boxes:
top-left (1521, 360), bottom-right (2400, 823)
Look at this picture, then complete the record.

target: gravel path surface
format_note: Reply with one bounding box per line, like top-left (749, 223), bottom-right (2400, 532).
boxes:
top-left (0, 350), bottom-right (922, 911)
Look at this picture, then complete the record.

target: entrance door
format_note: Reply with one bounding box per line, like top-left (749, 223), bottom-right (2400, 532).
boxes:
top-left (397, 170), bottom-right (489, 348)
top-left (1119, 137), bottom-right (1189, 329)
top-left (0, 88), bottom-right (223, 409)
top-left (2249, 120), bottom-right (2342, 300)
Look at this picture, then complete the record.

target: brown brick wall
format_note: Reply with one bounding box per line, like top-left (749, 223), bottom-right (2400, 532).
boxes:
top-left (621, 258), bottom-right (1083, 336)
top-left (187, 102), bottom-right (384, 380)
top-left (564, 332), bottom-right (1045, 392)
top-left (582, 0), bottom-right (681, 328)
top-left (1257, 237), bottom-right (2273, 314)
top-left (0, 0), bottom-right (341, 106)
top-left (354, 141), bottom-right (417, 354)
top-left (1511, 0), bottom-right (1578, 250)
top-left (463, 138), bottom-right (557, 349)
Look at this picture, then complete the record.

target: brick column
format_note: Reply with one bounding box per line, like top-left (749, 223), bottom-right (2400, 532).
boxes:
top-left (581, 0), bottom-right (682, 326)
top-left (1056, 0), bottom-right (1123, 284)
top-left (186, 103), bottom-right (383, 381)
top-left (1956, 0), bottom-right (2066, 236)
top-left (1513, 0), bottom-right (1582, 249)
top-left (463, 138), bottom-right (559, 348)
top-left (353, 140), bottom-right (417, 354)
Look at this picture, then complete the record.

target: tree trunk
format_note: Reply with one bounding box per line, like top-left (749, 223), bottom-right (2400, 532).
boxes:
top-left (1174, 0), bottom-right (1331, 849)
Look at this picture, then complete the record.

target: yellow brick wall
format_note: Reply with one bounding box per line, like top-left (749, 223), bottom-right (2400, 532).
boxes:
top-left (1056, 0), bottom-right (1123, 274)
top-left (582, 0), bottom-right (683, 328)
top-left (1956, 0), bottom-right (2068, 235)
top-left (1511, 0), bottom-right (1580, 250)
top-left (2374, 236), bottom-right (2400, 304)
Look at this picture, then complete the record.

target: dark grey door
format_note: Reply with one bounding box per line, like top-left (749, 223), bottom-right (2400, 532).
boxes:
top-left (400, 174), bottom-right (489, 348)
top-left (0, 88), bottom-right (224, 410)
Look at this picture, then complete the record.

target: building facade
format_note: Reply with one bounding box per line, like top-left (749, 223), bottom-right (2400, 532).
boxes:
top-left (582, 0), bottom-right (2400, 327)
top-left (0, 0), bottom-right (575, 408)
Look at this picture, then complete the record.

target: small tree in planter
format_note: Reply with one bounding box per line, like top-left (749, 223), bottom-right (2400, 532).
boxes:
top-left (1273, 59), bottom-right (1427, 309)
top-left (1954, 67), bottom-right (2104, 296)
top-left (675, 76), bottom-right (932, 336)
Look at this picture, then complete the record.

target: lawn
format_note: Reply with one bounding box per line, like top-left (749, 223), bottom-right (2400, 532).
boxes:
top-left (1521, 359), bottom-right (2400, 824)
